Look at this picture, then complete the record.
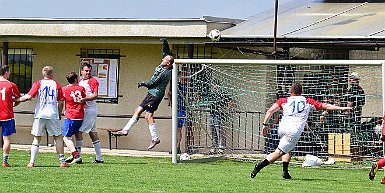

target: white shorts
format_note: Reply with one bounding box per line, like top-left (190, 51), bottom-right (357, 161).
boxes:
top-left (277, 125), bottom-right (303, 153)
top-left (79, 109), bottom-right (97, 133)
top-left (31, 118), bottom-right (61, 136)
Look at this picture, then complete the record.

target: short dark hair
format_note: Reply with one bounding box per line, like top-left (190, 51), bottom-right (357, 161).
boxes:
top-left (0, 65), bottom-right (10, 76)
top-left (81, 61), bottom-right (92, 70)
top-left (66, 72), bottom-right (78, 84)
top-left (168, 55), bottom-right (174, 65)
top-left (290, 82), bottom-right (302, 95)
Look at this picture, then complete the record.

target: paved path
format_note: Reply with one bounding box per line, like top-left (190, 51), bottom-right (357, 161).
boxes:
top-left (11, 144), bottom-right (171, 158)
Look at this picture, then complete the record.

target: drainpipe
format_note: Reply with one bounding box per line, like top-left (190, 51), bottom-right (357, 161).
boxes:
top-left (2, 42), bottom-right (8, 66)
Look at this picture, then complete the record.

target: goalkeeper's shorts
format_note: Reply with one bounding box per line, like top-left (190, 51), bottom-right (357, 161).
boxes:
top-left (139, 93), bottom-right (162, 114)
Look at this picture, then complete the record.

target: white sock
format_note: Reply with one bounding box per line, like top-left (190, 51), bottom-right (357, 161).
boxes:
top-left (3, 154), bottom-right (9, 163)
top-left (149, 123), bottom-right (158, 140)
top-left (123, 118), bottom-right (138, 131)
top-left (75, 140), bottom-right (83, 156)
top-left (93, 140), bottom-right (103, 161)
top-left (58, 154), bottom-right (65, 164)
top-left (30, 144), bottom-right (39, 164)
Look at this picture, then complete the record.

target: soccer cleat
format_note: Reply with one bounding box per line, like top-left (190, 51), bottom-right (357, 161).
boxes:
top-left (2, 162), bottom-right (10, 167)
top-left (282, 171), bottom-right (292, 179)
top-left (93, 159), bottom-right (104, 164)
top-left (60, 162), bottom-right (70, 167)
top-left (65, 155), bottom-right (74, 163)
top-left (114, 130), bottom-right (129, 135)
top-left (369, 163), bottom-right (378, 181)
top-left (70, 157), bottom-right (83, 164)
top-left (250, 168), bottom-right (258, 178)
top-left (148, 139), bottom-right (161, 150)
top-left (381, 177), bottom-right (385, 184)
top-left (27, 163), bottom-right (35, 168)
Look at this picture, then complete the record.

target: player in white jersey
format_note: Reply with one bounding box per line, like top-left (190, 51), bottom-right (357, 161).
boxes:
top-left (68, 62), bottom-right (103, 163)
top-left (15, 66), bottom-right (68, 167)
top-left (251, 83), bottom-right (351, 179)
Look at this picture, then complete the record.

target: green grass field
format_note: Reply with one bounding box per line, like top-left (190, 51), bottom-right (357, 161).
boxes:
top-left (0, 150), bottom-right (383, 193)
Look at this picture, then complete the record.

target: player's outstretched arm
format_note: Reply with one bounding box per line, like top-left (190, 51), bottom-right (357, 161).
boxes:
top-left (321, 103), bottom-right (352, 112)
top-left (14, 94), bottom-right (32, 103)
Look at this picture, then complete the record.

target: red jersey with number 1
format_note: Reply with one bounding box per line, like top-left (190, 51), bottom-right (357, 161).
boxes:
top-left (62, 84), bottom-right (86, 120)
top-left (0, 80), bottom-right (21, 120)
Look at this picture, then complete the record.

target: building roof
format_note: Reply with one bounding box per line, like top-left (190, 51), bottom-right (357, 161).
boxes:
top-left (0, 17), bottom-right (241, 43)
top-left (222, 1), bottom-right (385, 39)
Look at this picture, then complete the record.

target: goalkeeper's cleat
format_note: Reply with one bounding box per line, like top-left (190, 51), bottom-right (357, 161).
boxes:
top-left (114, 130), bottom-right (129, 135)
top-left (250, 167), bottom-right (258, 178)
top-left (2, 162), bottom-right (10, 167)
top-left (381, 177), bottom-right (385, 184)
top-left (148, 139), bottom-right (160, 150)
top-left (369, 163), bottom-right (378, 181)
top-left (27, 163), bottom-right (35, 168)
top-left (282, 171), bottom-right (292, 179)
top-left (70, 157), bottom-right (83, 164)
top-left (65, 155), bottom-right (74, 163)
top-left (60, 162), bottom-right (70, 168)
top-left (93, 159), bottom-right (104, 164)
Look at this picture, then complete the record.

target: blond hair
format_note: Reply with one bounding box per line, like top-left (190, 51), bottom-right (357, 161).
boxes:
top-left (42, 66), bottom-right (54, 77)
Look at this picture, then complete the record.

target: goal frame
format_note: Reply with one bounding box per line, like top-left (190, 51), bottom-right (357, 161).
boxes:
top-left (171, 59), bottom-right (385, 164)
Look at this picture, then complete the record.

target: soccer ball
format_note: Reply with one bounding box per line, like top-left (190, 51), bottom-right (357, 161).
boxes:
top-left (179, 153), bottom-right (191, 160)
top-left (208, 29), bottom-right (221, 42)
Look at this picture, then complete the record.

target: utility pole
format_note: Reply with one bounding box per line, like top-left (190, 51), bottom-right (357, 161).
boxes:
top-left (273, 0), bottom-right (279, 57)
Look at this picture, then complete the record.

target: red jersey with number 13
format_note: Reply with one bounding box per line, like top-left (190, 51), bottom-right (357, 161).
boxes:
top-left (62, 84), bottom-right (86, 120)
top-left (0, 80), bottom-right (21, 120)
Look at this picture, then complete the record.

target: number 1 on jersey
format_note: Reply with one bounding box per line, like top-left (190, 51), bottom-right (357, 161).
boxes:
top-left (0, 87), bottom-right (5, 101)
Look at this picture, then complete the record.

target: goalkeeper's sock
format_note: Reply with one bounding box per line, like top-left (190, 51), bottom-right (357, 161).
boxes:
top-left (378, 158), bottom-right (385, 168)
top-left (149, 123), bottom-right (158, 140)
top-left (123, 118), bottom-right (138, 131)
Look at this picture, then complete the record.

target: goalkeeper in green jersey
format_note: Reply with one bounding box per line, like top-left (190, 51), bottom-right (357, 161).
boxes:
top-left (115, 38), bottom-right (174, 150)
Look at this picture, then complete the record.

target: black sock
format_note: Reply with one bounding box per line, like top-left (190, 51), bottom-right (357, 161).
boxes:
top-left (254, 159), bottom-right (270, 173)
top-left (283, 161), bottom-right (289, 172)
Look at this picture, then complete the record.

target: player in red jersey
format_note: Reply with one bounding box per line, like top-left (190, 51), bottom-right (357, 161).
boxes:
top-left (15, 66), bottom-right (68, 168)
top-left (69, 62), bottom-right (103, 163)
top-left (251, 83), bottom-right (351, 179)
top-left (0, 65), bottom-right (21, 167)
top-left (62, 72), bottom-right (86, 164)
top-left (368, 112), bottom-right (385, 184)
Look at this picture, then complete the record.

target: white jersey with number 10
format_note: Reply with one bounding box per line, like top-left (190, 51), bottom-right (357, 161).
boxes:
top-left (276, 96), bottom-right (322, 134)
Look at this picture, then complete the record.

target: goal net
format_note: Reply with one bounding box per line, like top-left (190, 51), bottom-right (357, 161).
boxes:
top-left (170, 59), bottom-right (385, 163)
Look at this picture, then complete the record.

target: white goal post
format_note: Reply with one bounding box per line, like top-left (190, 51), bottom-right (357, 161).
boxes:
top-left (171, 59), bottom-right (385, 164)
